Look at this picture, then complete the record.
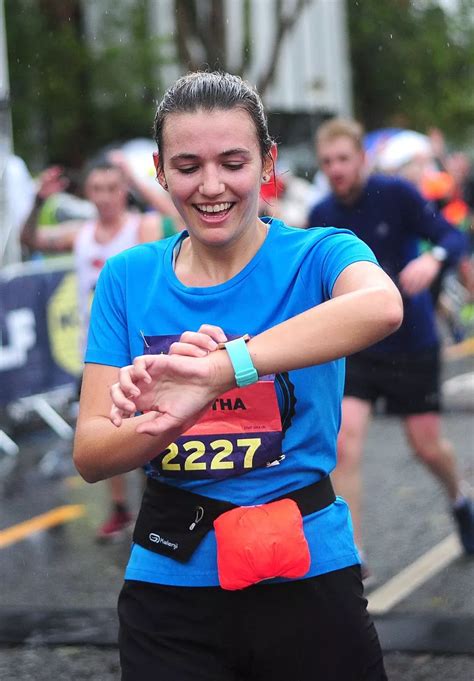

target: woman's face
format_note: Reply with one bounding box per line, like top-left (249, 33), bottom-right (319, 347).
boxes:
top-left (157, 107), bottom-right (269, 249)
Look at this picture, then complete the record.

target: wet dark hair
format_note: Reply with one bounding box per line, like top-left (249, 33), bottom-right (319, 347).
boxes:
top-left (153, 71), bottom-right (274, 169)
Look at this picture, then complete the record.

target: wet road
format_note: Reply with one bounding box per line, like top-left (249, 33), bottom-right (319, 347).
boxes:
top-left (1, 353), bottom-right (473, 680)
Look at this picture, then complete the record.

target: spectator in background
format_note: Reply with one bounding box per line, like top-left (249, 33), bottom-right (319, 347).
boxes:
top-left (421, 165), bottom-right (474, 316)
top-left (307, 168), bottom-right (331, 212)
top-left (307, 118), bottom-right (474, 577)
top-left (5, 154), bottom-right (35, 232)
top-left (20, 160), bottom-right (163, 542)
top-left (107, 149), bottom-right (184, 234)
top-left (2, 154), bottom-right (35, 263)
top-left (374, 127), bottom-right (474, 335)
top-left (445, 151), bottom-right (474, 212)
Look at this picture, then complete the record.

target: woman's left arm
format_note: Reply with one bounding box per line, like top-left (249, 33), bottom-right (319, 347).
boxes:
top-left (108, 262), bottom-right (403, 434)
top-left (237, 260), bottom-right (403, 378)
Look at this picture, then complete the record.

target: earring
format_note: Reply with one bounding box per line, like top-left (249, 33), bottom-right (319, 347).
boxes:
top-left (262, 174), bottom-right (270, 183)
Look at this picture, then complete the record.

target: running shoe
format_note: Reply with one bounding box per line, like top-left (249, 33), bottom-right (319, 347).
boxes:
top-left (453, 498), bottom-right (474, 554)
top-left (96, 510), bottom-right (133, 543)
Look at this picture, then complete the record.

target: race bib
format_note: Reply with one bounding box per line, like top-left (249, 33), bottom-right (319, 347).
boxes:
top-left (143, 334), bottom-right (284, 480)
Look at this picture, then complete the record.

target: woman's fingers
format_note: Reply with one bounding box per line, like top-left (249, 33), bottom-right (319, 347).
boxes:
top-left (131, 356), bottom-right (153, 384)
top-left (110, 403), bottom-right (125, 428)
top-left (118, 365), bottom-right (141, 397)
top-left (169, 341), bottom-right (209, 357)
top-left (197, 324), bottom-right (228, 345)
top-left (178, 330), bottom-right (218, 352)
top-left (169, 327), bottom-right (228, 358)
top-left (109, 382), bottom-right (137, 426)
top-left (136, 411), bottom-right (174, 436)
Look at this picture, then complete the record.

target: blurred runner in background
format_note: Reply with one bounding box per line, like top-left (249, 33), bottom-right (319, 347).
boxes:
top-left (307, 118), bottom-right (474, 578)
top-left (373, 127), bottom-right (474, 339)
top-left (20, 160), bottom-right (164, 542)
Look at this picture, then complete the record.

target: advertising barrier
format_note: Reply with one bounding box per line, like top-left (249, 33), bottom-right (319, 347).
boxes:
top-left (0, 258), bottom-right (83, 406)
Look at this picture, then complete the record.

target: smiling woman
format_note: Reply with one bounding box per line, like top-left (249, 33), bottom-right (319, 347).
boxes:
top-left (73, 71), bottom-right (402, 681)
top-left (152, 107), bottom-right (270, 265)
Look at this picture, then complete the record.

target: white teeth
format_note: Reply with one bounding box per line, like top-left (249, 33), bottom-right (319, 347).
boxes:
top-left (198, 203), bottom-right (232, 213)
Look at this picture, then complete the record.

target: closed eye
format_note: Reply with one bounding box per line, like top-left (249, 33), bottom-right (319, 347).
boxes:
top-left (224, 163), bottom-right (244, 170)
top-left (177, 166), bottom-right (198, 174)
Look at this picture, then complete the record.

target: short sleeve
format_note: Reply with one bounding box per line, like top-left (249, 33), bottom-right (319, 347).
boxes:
top-left (300, 228), bottom-right (380, 301)
top-left (85, 260), bottom-right (131, 367)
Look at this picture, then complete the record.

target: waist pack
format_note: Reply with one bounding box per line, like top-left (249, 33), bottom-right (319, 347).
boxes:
top-left (133, 475), bottom-right (336, 588)
top-left (214, 498), bottom-right (311, 590)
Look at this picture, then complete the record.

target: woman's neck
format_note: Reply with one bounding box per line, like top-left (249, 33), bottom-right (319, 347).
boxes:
top-left (175, 219), bottom-right (268, 287)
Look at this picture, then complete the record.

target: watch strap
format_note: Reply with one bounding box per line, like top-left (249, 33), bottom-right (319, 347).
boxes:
top-left (223, 336), bottom-right (258, 388)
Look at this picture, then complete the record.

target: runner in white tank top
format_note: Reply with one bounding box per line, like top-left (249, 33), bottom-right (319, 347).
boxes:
top-left (74, 212), bottom-right (142, 346)
top-left (20, 161), bottom-right (166, 542)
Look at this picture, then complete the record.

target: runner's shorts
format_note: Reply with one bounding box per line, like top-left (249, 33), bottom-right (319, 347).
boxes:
top-left (118, 565), bottom-right (387, 681)
top-left (344, 347), bottom-right (440, 415)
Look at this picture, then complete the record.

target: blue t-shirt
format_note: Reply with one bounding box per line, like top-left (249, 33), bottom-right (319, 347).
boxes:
top-left (308, 175), bottom-right (466, 354)
top-left (86, 218), bottom-right (378, 586)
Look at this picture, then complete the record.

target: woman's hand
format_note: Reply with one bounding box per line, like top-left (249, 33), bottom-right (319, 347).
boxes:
top-left (109, 325), bottom-right (232, 436)
top-left (168, 324), bottom-right (228, 357)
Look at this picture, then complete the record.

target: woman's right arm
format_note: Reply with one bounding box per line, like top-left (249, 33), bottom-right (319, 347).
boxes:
top-left (73, 325), bottom-right (228, 483)
top-left (73, 363), bottom-right (184, 483)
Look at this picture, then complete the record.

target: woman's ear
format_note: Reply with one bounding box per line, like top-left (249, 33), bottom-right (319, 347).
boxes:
top-left (153, 152), bottom-right (168, 191)
top-left (263, 143), bottom-right (278, 179)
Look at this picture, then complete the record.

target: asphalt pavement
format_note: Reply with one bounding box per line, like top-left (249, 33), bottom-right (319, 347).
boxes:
top-left (0, 353), bottom-right (473, 680)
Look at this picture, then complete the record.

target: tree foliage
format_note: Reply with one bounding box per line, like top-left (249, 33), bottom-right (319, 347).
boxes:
top-left (348, 0), bottom-right (474, 142)
top-left (5, 0), bottom-right (167, 169)
top-left (173, 0), bottom-right (307, 93)
top-left (6, 0), bottom-right (474, 170)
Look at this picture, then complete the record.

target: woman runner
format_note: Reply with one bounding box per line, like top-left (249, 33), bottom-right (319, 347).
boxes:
top-left (73, 71), bottom-right (403, 681)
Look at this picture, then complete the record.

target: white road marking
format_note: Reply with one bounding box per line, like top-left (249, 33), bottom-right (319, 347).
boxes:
top-left (367, 533), bottom-right (463, 616)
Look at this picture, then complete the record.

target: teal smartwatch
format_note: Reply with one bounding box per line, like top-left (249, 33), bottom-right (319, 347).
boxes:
top-left (223, 336), bottom-right (258, 388)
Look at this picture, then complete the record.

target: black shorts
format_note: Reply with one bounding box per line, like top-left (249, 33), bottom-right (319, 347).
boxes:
top-left (118, 566), bottom-right (387, 681)
top-left (344, 348), bottom-right (441, 415)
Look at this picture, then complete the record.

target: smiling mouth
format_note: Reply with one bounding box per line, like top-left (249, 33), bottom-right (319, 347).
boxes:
top-left (193, 202), bottom-right (234, 219)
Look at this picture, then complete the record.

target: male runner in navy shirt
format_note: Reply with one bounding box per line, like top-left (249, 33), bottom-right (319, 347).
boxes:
top-left (307, 118), bottom-right (474, 575)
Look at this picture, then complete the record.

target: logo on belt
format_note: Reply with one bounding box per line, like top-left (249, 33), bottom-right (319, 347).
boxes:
top-left (149, 533), bottom-right (178, 551)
